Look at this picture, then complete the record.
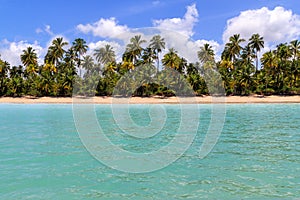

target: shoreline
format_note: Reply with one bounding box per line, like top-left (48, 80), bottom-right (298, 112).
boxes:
top-left (0, 95), bottom-right (299, 104)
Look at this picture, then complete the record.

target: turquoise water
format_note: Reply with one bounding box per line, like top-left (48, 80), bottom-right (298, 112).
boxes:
top-left (0, 104), bottom-right (299, 199)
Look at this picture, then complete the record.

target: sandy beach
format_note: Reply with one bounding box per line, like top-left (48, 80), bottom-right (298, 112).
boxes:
top-left (0, 95), bottom-right (299, 104)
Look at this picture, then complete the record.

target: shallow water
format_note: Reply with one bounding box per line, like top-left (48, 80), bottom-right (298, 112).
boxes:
top-left (0, 104), bottom-right (299, 199)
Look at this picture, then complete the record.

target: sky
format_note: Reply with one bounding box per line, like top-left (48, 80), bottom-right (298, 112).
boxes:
top-left (1, 0), bottom-right (300, 65)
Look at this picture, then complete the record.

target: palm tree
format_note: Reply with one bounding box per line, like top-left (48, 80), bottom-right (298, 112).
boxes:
top-left (24, 63), bottom-right (38, 77)
top-left (126, 35), bottom-right (146, 64)
top-left (43, 62), bottom-right (57, 75)
top-left (261, 51), bottom-right (278, 93)
top-left (0, 60), bottom-right (9, 78)
top-left (20, 47), bottom-right (39, 81)
top-left (249, 33), bottom-right (264, 71)
top-left (72, 38), bottom-right (88, 76)
top-left (20, 47), bottom-right (38, 67)
top-left (223, 34), bottom-right (245, 63)
top-left (290, 40), bottom-right (300, 61)
top-left (46, 37), bottom-right (68, 65)
top-left (261, 51), bottom-right (278, 70)
top-left (289, 40), bottom-right (300, 87)
top-left (178, 57), bottom-right (187, 74)
top-left (0, 59), bottom-right (10, 95)
top-left (162, 48), bottom-right (180, 69)
top-left (197, 43), bottom-right (215, 64)
top-left (276, 43), bottom-right (291, 63)
top-left (94, 44), bottom-right (116, 66)
top-left (149, 35), bottom-right (165, 72)
top-left (82, 55), bottom-right (97, 75)
top-left (142, 47), bottom-right (156, 65)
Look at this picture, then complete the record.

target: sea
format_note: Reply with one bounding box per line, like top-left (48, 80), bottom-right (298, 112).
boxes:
top-left (0, 103), bottom-right (299, 199)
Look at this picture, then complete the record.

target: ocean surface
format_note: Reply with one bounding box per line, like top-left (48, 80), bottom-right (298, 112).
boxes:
top-left (0, 103), bottom-right (299, 199)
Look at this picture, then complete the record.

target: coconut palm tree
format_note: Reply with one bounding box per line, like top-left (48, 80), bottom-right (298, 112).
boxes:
top-left (0, 59), bottom-right (10, 95)
top-left (126, 35), bottom-right (146, 64)
top-left (82, 55), bottom-right (98, 75)
top-left (94, 44), bottom-right (116, 66)
top-left (275, 43), bottom-right (292, 91)
top-left (20, 47), bottom-right (38, 67)
top-left (289, 40), bottom-right (300, 88)
top-left (249, 33), bottom-right (264, 71)
top-left (20, 47), bottom-right (39, 81)
top-left (149, 35), bottom-right (165, 72)
top-left (0, 60), bottom-right (9, 85)
top-left (72, 38), bottom-right (88, 75)
top-left (290, 40), bottom-right (300, 61)
top-left (223, 34), bottom-right (245, 63)
top-left (261, 51), bottom-right (278, 70)
top-left (197, 43), bottom-right (215, 64)
top-left (46, 37), bottom-right (68, 65)
top-left (141, 47), bottom-right (156, 65)
top-left (162, 48), bottom-right (180, 70)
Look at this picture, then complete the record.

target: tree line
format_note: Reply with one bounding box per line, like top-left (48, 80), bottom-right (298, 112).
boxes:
top-left (0, 33), bottom-right (299, 97)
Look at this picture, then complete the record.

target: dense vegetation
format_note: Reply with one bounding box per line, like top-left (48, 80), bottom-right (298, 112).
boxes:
top-left (0, 33), bottom-right (299, 97)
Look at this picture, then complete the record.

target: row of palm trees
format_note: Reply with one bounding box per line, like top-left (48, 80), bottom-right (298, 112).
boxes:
top-left (0, 33), bottom-right (299, 97)
top-left (219, 34), bottom-right (299, 95)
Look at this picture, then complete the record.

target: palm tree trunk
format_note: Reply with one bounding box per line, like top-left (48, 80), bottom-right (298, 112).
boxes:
top-left (156, 57), bottom-right (159, 73)
top-left (256, 51), bottom-right (258, 71)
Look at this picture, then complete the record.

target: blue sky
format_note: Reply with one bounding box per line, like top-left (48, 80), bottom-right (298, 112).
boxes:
top-left (1, 0), bottom-right (300, 65)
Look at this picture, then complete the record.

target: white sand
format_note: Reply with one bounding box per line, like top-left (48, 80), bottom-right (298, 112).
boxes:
top-left (0, 95), bottom-right (299, 104)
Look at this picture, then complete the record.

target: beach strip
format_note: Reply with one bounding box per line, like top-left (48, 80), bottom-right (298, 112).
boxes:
top-left (0, 95), bottom-right (299, 104)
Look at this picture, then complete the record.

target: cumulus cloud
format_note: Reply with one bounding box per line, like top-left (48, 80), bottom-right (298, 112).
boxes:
top-left (223, 6), bottom-right (300, 45)
top-left (162, 33), bottom-right (220, 63)
top-left (0, 40), bottom-right (45, 66)
top-left (77, 17), bottom-right (129, 39)
top-left (87, 40), bottom-right (123, 61)
top-left (75, 4), bottom-right (217, 63)
top-left (153, 4), bottom-right (198, 37)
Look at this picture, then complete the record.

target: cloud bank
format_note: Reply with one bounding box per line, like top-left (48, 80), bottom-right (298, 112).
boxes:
top-left (1, 4), bottom-right (300, 66)
top-left (223, 6), bottom-right (300, 45)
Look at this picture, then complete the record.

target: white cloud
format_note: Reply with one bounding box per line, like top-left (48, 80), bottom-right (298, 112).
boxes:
top-left (87, 40), bottom-right (123, 62)
top-left (159, 31), bottom-right (221, 63)
top-left (45, 25), bottom-right (54, 35)
top-left (35, 24), bottom-right (54, 35)
top-left (77, 17), bottom-right (129, 39)
top-left (152, 0), bottom-right (160, 6)
top-left (75, 4), bottom-right (215, 63)
top-left (223, 6), bottom-right (300, 45)
top-left (0, 40), bottom-right (44, 66)
top-left (152, 4), bottom-right (198, 37)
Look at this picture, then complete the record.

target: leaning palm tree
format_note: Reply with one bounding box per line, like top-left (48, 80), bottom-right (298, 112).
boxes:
top-left (126, 35), bottom-right (147, 64)
top-left (149, 35), bottom-right (165, 72)
top-left (249, 33), bottom-right (264, 71)
top-left (197, 43), bottom-right (215, 64)
top-left (20, 46), bottom-right (38, 67)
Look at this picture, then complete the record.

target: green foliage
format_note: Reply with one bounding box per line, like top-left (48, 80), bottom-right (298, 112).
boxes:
top-left (0, 34), bottom-right (299, 97)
